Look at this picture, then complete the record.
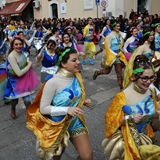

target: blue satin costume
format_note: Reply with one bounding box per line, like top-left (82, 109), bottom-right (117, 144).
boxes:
top-left (35, 30), bottom-right (43, 38)
top-left (110, 36), bottom-right (121, 63)
top-left (103, 26), bottom-right (111, 37)
top-left (136, 31), bottom-right (143, 40)
top-left (49, 76), bottom-right (84, 134)
top-left (60, 42), bottom-right (75, 49)
top-left (142, 50), bottom-right (153, 60)
top-left (42, 51), bottom-right (57, 67)
top-left (127, 39), bottom-right (138, 54)
top-left (155, 34), bottom-right (160, 51)
top-left (128, 95), bottom-right (155, 134)
top-left (0, 40), bottom-right (8, 55)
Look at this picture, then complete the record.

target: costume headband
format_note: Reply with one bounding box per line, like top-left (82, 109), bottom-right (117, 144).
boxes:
top-left (87, 17), bottom-right (92, 22)
top-left (130, 26), bottom-right (136, 32)
top-left (111, 22), bottom-right (118, 27)
top-left (143, 31), bottom-right (151, 37)
top-left (132, 68), bottom-right (144, 74)
top-left (132, 66), bottom-right (155, 75)
top-left (153, 23), bottom-right (160, 28)
top-left (56, 48), bottom-right (71, 66)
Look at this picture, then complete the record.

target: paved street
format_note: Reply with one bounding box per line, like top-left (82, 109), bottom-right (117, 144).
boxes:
top-left (0, 47), bottom-right (160, 160)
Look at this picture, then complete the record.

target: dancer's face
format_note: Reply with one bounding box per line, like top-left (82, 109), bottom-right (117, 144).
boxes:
top-left (113, 24), bottom-right (120, 32)
top-left (63, 34), bottom-right (70, 44)
top-left (106, 20), bottom-right (110, 26)
top-left (136, 69), bottom-right (155, 90)
top-left (61, 53), bottom-right (80, 73)
top-left (156, 25), bottom-right (160, 33)
top-left (147, 31), bottom-right (155, 42)
top-left (47, 43), bottom-right (55, 53)
top-left (136, 25), bottom-right (141, 31)
top-left (132, 29), bottom-right (138, 37)
top-left (13, 39), bottom-right (23, 53)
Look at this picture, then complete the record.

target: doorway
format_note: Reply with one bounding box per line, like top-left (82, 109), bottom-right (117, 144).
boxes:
top-left (51, 3), bottom-right (58, 18)
top-left (137, 0), bottom-right (147, 13)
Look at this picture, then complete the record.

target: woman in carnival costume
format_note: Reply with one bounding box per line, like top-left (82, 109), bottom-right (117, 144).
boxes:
top-left (36, 39), bottom-right (59, 83)
top-left (59, 32), bottom-right (77, 50)
top-left (123, 27), bottom-right (156, 89)
top-left (0, 51), bottom-right (8, 102)
top-left (93, 20), bottom-right (127, 91)
top-left (0, 30), bottom-right (8, 58)
top-left (17, 31), bottom-right (31, 57)
top-left (136, 23), bottom-right (143, 40)
top-left (152, 21), bottom-right (160, 59)
top-left (95, 19), bottom-right (111, 56)
top-left (4, 37), bottom-right (39, 119)
top-left (60, 32), bottom-right (83, 72)
top-left (81, 17), bottom-right (96, 65)
top-left (123, 26), bottom-right (139, 61)
top-left (49, 28), bottom-right (62, 47)
top-left (27, 47), bottom-right (92, 160)
top-left (65, 26), bottom-right (83, 54)
top-left (0, 31), bottom-right (9, 104)
top-left (102, 55), bottom-right (160, 160)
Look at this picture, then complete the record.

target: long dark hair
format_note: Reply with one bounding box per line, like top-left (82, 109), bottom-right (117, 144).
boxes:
top-left (110, 20), bottom-right (120, 31)
top-left (61, 32), bottom-right (72, 43)
top-left (55, 47), bottom-right (77, 67)
top-left (46, 39), bottom-right (56, 49)
top-left (137, 27), bottom-right (155, 51)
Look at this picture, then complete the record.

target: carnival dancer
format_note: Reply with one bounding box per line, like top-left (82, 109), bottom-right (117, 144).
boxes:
top-left (33, 25), bottom-right (45, 53)
top-left (81, 17), bottom-right (96, 65)
top-left (33, 25), bottom-right (44, 40)
top-left (102, 55), bottom-right (160, 160)
top-left (65, 26), bottom-right (83, 54)
top-left (59, 33), bottom-right (77, 49)
top-left (36, 39), bottom-right (58, 83)
top-left (0, 30), bottom-right (8, 58)
top-left (17, 31), bottom-right (31, 57)
top-left (123, 27), bottom-right (156, 89)
top-left (8, 22), bottom-right (19, 39)
top-left (151, 22), bottom-right (160, 92)
top-left (3, 37), bottom-right (39, 119)
top-left (56, 22), bottom-right (63, 38)
top-left (49, 28), bottom-right (62, 46)
top-left (153, 21), bottom-right (160, 59)
top-left (0, 51), bottom-right (8, 102)
top-left (27, 47), bottom-right (92, 160)
top-left (6, 20), bottom-right (15, 33)
top-left (0, 30), bottom-right (10, 104)
top-left (123, 26), bottom-right (139, 61)
top-left (93, 20), bottom-right (127, 91)
top-left (0, 31), bottom-right (9, 103)
top-left (19, 22), bottom-right (31, 40)
top-left (60, 33), bottom-right (83, 72)
top-left (95, 19), bottom-right (111, 56)
top-left (136, 23), bottom-right (143, 40)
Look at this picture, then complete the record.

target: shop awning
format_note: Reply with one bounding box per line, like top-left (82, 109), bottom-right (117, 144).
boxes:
top-left (0, 0), bottom-right (31, 16)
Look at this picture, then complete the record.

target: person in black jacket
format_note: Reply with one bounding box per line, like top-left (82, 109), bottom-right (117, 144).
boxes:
top-left (119, 15), bottom-right (125, 32)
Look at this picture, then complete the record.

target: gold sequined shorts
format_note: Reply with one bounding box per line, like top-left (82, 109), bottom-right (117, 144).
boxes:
top-left (70, 127), bottom-right (87, 138)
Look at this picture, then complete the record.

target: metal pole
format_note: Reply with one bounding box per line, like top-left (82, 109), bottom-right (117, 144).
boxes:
top-left (97, 4), bottom-right (98, 18)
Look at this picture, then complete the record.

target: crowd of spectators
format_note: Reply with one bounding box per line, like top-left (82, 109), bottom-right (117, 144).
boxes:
top-left (0, 9), bottom-right (159, 42)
